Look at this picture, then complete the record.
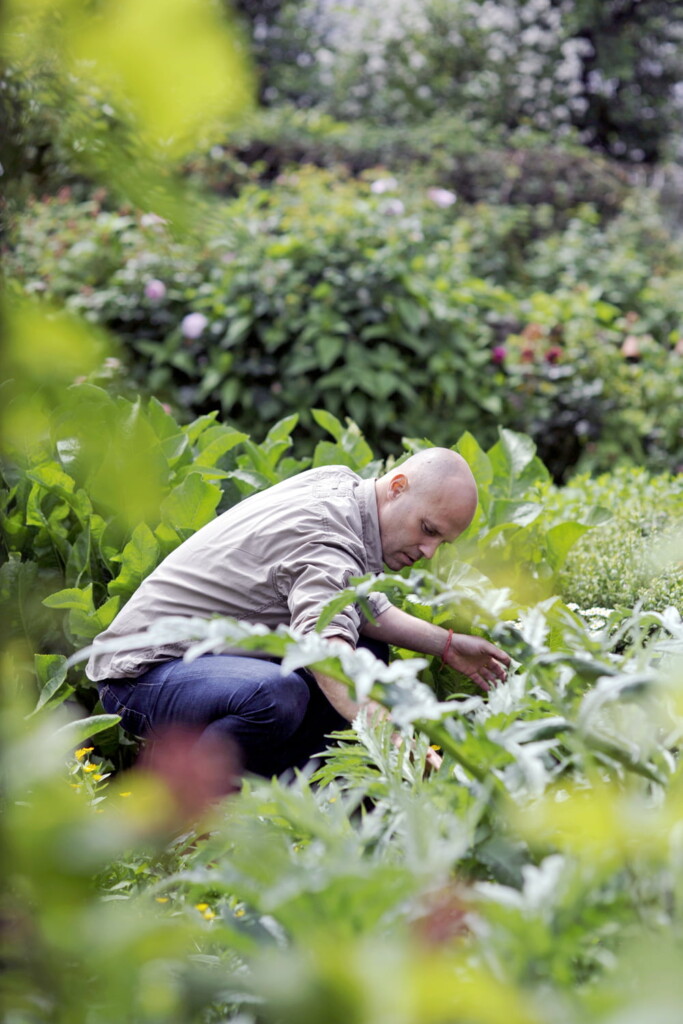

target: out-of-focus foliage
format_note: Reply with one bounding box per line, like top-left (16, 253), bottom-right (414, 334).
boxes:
top-left (236, 0), bottom-right (683, 163)
top-left (184, 104), bottom-right (631, 217)
top-left (6, 583), bottom-right (683, 1023)
top-left (0, 0), bottom-right (253, 213)
top-left (7, 174), bottom-right (683, 478)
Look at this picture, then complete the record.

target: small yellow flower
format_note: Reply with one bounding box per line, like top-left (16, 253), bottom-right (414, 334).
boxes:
top-left (92, 774), bottom-right (104, 781)
top-left (195, 903), bottom-right (209, 912)
top-left (234, 908), bottom-right (246, 918)
top-left (83, 764), bottom-right (98, 773)
top-left (430, 744), bottom-right (441, 752)
top-left (119, 791), bottom-right (132, 798)
top-left (70, 784), bottom-right (82, 791)
top-left (75, 747), bottom-right (94, 760)
top-left (155, 897), bottom-right (170, 904)
top-left (202, 910), bottom-right (216, 921)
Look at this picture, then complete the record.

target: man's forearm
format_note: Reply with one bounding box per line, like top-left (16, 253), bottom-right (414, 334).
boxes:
top-left (360, 604), bottom-right (446, 656)
top-left (311, 636), bottom-right (387, 723)
top-left (312, 671), bottom-right (386, 724)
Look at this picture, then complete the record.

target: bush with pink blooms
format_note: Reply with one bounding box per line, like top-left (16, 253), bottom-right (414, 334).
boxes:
top-left (6, 169), bottom-right (683, 480)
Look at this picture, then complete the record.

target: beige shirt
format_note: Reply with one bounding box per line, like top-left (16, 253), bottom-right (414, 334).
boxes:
top-left (86, 466), bottom-right (392, 680)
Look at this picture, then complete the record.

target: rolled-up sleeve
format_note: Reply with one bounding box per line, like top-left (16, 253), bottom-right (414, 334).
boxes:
top-left (279, 551), bottom-right (361, 644)
top-left (366, 592), bottom-right (392, 621)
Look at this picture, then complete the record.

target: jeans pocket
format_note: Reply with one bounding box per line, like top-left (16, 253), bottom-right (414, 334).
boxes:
top-left (99, 681), bottom-right (151, 737)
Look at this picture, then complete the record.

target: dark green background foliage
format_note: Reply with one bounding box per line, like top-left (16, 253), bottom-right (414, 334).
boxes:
top-left (7, 172), bottom-right (683, 480)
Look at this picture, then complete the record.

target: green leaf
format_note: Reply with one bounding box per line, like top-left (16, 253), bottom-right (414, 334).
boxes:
top-left (315, 335), bottom-right (344, 370)
top-left (311, 408), bottom-right (344, 442)
top-left (545, 521), bottom-right (590, 570)
top-left (55, 714), bottom-right (122, 750)
top-left (315, 589), bottom-right (358, 632)
top-left (108, 522), bottom-right (160, 598)
top-left (195, 427), bottom-right (248, 468)
top-left (456, 432), bottom-right (494, 490)
top-left (65, 523), bottom-right (92, 588)
top-left (43, 585), bottom-right (95, 613)
top-left (185, 411), bottom-right (219, 445)
top-left (265, 414), bottom-right (299, 445)
top-left (27, 462), bottom-right (76, 496)
top-left (223, 315), bottom-right (252, 347)
top-left (489, 499), bottom-right (543, 529)
top-left (33, 654), bottom-right (69, 713)
top-left (160, 473), bottom-right (221, 536)
top-left (489, 428), bottom-right (537, 482)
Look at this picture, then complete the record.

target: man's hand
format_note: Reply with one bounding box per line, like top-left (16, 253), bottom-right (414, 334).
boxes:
top-left (442, 633), bottom-right (511, 692)
top-left (360, 604), bottom-right (511, 694)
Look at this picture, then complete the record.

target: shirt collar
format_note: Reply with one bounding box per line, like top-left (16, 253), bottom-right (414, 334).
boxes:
top-left (356, 476), bottom-right (385, 573)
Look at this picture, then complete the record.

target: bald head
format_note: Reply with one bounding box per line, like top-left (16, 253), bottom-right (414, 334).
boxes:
top-left (375, 448), bottom-right (478, 570)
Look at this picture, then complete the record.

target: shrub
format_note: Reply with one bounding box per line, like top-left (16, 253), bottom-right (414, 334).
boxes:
top-left (499, 286), bottom-right (683, 480)
top-left (550, 466), bottom-right (683, 613)
top-left (5, 175), bottom-right (519, 455)
top-left (7, 174), bottom-right (683, 476)
top-left (238, 0), bottom-right (683, 162)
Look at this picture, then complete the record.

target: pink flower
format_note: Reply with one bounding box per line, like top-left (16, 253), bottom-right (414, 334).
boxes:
top-left (427, 187), bottom-right (457, 208)
top-left (371, 177), bottom-right (398, 194)
top-left (380, 198), bottom-right (405, 216)
top-left (145, 278), bottom-right (166, 301)
top-left (545, 346), bottom-right (562, 364)
top-left (491, 345), bottom-right (506, 365)
top-left (181, 312), bottom-right (209, 339)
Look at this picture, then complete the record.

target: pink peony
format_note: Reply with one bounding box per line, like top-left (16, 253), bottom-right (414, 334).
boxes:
top-left (181, 312), bottom-right (209, 339)
top-left (145, 278), bottom-right (167, 301)
top-left (427, 187), bottom-right (457, 208)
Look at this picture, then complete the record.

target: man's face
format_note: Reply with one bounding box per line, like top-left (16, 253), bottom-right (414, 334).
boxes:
top-left (376, 474), bottom-right (474, 571)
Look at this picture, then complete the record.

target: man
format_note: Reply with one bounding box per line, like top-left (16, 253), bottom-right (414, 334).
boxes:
top-left (88, 447), bottom-right (510, 777)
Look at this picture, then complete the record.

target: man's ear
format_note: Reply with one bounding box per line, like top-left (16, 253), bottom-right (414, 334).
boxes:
top-left (388, 472), bottom-right (408, 499)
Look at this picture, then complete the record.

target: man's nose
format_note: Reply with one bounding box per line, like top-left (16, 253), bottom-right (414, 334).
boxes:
top-left (418, 538), bottom-right (440, 560)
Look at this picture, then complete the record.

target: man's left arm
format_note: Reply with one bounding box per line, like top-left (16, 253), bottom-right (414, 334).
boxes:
top-left (360, 603), bottom-right (510, 692)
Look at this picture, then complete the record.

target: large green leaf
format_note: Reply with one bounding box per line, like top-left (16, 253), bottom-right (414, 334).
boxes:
top-left (265, 414), bottom-right (299, 445)
top-left (160, 473), bottom-right (221, 536)
top-left (311, 408), bottom-right (344, 442)
top-left (54, 714), bottom-right (122, 750)
top-left (545, 521), bottom-right (591, 570)
top-left (488, 429), bottom-right (537, 490)
top-left (33, 653), bottom-right (70, 713)
top-left (108, 522), bottom-right (161, 598)
top-left (195, 426), bottom-right (248, 468)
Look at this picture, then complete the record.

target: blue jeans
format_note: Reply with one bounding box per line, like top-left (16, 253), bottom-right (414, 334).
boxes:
top-left (99, 639), bottom-right (389, 778)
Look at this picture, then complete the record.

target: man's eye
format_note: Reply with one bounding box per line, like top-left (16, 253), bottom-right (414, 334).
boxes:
top-left (422, 522), bottom-right (437, 536)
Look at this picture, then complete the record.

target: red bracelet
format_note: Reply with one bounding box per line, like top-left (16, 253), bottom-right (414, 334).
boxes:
top-left (439, 628), bottom-right (454, 667)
